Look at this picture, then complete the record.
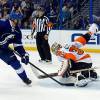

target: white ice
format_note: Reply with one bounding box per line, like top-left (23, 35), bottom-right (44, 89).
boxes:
top-left (0, 51), bottom-right (100, 100)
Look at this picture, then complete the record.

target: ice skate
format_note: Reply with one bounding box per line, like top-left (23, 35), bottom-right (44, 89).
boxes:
top-left (75, 74), bottom-right (89, 87)
top-left (23, 78), bottom-right (32, 85)
top-left (81, 70), bottom-right (98, 81)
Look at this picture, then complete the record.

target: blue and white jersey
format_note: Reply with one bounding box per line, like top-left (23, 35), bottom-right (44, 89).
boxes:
top-left (0, 19), bottom-right (26, 56)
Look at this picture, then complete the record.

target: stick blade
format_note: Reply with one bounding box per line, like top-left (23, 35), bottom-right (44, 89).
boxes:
top-left (38, 72), bottom-right (58, 79)
top-left (60, 82), bottom-right (75, 86)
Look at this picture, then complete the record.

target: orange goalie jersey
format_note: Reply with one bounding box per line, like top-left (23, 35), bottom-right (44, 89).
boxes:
top-left (57, 33), bottom-right (92, 63)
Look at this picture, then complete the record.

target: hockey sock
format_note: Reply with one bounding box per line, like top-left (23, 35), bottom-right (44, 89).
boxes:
top-left (17, 70), bottom-right (28, 81)
top-left (9, 60), bottom-right (28, 81)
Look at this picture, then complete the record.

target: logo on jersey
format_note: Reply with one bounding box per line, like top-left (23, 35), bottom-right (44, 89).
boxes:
top-left (69, 45), bottom-right (84, 55)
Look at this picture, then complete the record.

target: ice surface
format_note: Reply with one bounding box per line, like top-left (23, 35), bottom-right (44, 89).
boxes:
top-left (0, 51), bottom-right (100, 100)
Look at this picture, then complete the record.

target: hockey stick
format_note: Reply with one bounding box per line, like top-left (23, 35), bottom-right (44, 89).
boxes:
top-left (38, 72), bottom-right (58, 79)
top-left (10, 48), bottom-right (74, 86)
top-left (28, 61), bottom-right (74, 86)
top-left (38, 67), bottom-right (99, 79)
top-left (30, 64), bottom-right (42, 78)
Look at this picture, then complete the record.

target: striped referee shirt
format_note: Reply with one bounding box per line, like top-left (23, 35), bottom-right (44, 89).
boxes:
top-left (32, 16), bottom-right (52, 34)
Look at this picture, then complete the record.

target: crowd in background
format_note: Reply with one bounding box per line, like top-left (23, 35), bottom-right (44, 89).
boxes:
top-left (0, 0), bottom-right (95, 30)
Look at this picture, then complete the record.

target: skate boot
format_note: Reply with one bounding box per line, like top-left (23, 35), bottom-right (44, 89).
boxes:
top-left (23, 78), bottom-right (32, 85)
top-left (75, 74), bottom-right (88, 87)
top-left (45, 59), bottom-right (52, 64)
top-left (89, 70), bottom-right (97, 80)
top-left (38, 59), bottom-right (45, 63)
top-left (78, 74), bottom-right (86, 80)
top-left (81, 70), bottom-right (97, 80)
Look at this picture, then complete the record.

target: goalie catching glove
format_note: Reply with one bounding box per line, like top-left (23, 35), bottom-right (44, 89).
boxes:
top-left (21, 53), bottom-right (29, 65)
top-left (88, 23), bottom-right (99, 34)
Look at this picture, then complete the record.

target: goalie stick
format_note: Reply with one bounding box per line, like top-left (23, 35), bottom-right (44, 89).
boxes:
top-left (38, 67), bottom-right (99, 79)
top-left (10, 48), bottom-right (75, 86)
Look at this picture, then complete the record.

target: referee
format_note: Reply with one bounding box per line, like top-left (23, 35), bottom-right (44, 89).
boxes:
top-left (31, 6), bottom-right (53, 63)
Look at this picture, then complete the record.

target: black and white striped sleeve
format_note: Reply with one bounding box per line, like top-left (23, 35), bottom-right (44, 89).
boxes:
top-left (45, 16), bottom-right (52, 35)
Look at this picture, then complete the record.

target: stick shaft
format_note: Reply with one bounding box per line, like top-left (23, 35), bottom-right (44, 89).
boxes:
top-left (38, 67), bottom-right (99, 79)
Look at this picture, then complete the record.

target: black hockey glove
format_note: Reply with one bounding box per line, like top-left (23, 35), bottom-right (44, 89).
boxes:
top-left (21, 53), bottom-right (29, 65)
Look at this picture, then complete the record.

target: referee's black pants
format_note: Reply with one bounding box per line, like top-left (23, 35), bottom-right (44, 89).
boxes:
top-left (36, 32), bottom-right (52, 61)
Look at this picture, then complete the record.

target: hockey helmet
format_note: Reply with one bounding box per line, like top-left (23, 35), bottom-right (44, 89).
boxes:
top-left (51, 42), bottom-right (62, 55)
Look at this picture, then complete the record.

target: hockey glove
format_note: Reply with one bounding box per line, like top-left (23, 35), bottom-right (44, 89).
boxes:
top-left (88, 23), bottom-right (98, 34)
top-left (21, 53), bottom-right (29, 65)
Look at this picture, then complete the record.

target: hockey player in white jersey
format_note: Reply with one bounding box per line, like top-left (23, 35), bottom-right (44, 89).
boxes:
top-left (51, 23), bottom-right (98, 86)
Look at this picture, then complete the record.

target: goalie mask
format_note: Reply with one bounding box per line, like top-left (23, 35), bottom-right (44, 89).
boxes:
top-left (51, 42), bottom-right (62, 55)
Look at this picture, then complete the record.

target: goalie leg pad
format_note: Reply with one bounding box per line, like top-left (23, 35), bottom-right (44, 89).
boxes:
top-left (58, 59), bottom-right (71, 77)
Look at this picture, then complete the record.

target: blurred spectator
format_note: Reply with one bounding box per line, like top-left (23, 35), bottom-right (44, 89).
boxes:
top-left (73, 15), bottom-right (89, 30)
top-left (9, 4), bottom-right (23, 27)
top-left (0, 0), bottom-right (10, 19)
top-left (0, 0), bottom-right (89, 29)
top-left (47, 2), bottom-right (57, 28)
top-left (11, 4), bottom-right (23, 19)
top-left (21, 0), bottom-right (34, 28)
top-left (62, 4), bottom-right (71, 29)
top-left (1, 8), bottom-right (9, 19)
top-left (33, 0), bottom-right (50, 11)
top-left (93, 15), bottom-right (100, 24)
top-left (0, 0), bottom-right (10, 13)
top-left (73, 20), bottom-right (81, 29)
top-left (31, 10), bottom-right (38, 19)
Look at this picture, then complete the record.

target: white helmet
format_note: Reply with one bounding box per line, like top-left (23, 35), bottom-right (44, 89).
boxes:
top-left (51, 42), bottom-right (62, 55)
